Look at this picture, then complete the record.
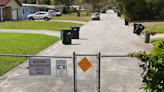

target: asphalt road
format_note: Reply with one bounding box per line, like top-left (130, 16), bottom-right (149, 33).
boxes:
top-left (0, 10), bottom-right (153, 92)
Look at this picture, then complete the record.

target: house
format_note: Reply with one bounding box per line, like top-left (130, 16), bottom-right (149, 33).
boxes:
top-left (70, 4), bottom-right (85, 12)
top-left (20, 4), bottom-right (64, 18)
top-left (0, 0), bottom-right (22, 21)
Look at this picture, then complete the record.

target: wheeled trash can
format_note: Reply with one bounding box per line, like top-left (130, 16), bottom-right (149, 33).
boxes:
top-left (71, 26), bottom-right (80, 39)
top-left (61, 30), bottom-right (72, 44)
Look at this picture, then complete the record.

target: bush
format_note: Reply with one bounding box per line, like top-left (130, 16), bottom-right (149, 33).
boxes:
top-left (129, 40), bottom-right (164, 92)
top-left (115, 0), bottom-right (164, 21)
top-left (92, 9), bottom-right (101, 13)
top-left (63, 7), bottom-right (68, 14)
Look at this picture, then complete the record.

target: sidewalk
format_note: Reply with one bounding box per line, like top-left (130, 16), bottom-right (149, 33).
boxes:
top-left (35, 20), bottom-right (88, 24)
top-left (0, 29), bottom-right (60, 37)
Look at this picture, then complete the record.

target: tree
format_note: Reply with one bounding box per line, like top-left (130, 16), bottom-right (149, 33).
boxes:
top-left (73, 0), bottom-right (85, 17)
top-left (55, 0), bottom-right (72, 15)
top-left (83, 3), bottom-right (93, 16)
top-left (114, 0), bottom-right (164, 20)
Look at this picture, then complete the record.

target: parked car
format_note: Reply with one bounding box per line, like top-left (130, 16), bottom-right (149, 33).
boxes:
top-left (48, 10), bottom-right (61, 16)
top-left (102, 9), bottom-right (106, 13)
top-left (91, 12), bottom-right (100, 20)
top-left (28, 12), bottom-right (52, 21)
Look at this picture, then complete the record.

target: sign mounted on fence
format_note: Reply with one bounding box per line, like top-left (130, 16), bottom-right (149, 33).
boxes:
top-left (29, 59), bottom-right (51, 75)
top-left (56, 60), bottom-right (67, 77)
top-left (78, 57), bottom-right (92, 72)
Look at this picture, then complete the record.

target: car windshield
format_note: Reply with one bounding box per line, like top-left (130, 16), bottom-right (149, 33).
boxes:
top-left (93, 13), bottom-right (99, 16)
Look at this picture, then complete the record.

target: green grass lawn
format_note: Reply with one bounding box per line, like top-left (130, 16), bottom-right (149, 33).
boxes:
top-left (141, 22), bottom-right (164, 33)
top-left (151, 39), bottom-right (164, 45)
top-left (0, 21), bottom-right (83, 31)
top-left (0, 33), bottom-right (60, 76)
top-left (52, 12), bottom-right (91, 22)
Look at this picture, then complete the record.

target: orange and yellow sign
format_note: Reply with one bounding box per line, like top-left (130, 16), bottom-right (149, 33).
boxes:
top-left (78, 57), bottom-right (92, 72)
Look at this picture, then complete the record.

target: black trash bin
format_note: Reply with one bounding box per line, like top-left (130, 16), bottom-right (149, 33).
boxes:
top-left (125, 19), bottom-right (129, 25)
top-left (133, 23), bottom-right (139, 33)
top-left (61, 30), bottom-right (72, 44)
top-left (71, 26), bottom-right (80, 39)
top-left (134, 24), bottom-right (145, 35)
top-left (117, 12), bottom-right (121, 17)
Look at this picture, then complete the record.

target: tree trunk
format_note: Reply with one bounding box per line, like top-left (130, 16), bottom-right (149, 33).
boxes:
top-left (77, 5), bottom-right (81, 17)
top-left (68, 5), bottom-right (70, 15)
top-left (77, 11), bottom-right (80, 17)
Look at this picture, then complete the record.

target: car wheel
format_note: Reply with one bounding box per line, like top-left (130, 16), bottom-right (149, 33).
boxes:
top-left (56, 15), bottom-right (61, 17)
top-left (29, 17), bottom-right (33, 20)
top-left (44, 17), bottom-right (49, 21)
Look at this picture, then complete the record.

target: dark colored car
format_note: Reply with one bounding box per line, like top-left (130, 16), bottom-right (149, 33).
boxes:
top-left (102, 9), bottom-right (106, 13)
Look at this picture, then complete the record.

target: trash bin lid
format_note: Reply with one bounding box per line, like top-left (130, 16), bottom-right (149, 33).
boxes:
top-left (71, 26), bottom-right (80, 28)
top-left (61, 30), bottom-right (72, 31)
top-left (134, 23), bottom-right (138, 24)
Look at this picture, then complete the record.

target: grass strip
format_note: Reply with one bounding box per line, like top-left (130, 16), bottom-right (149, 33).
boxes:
top-left (52, 12), bottom-right (91, 22)
top-left (141, 22), bottom-right (164, 33)
top-left (0, 21), bottom-right (83, 31)
top-left (0, 33), bottom-right (60, 75)
top-left (151, 39), bottom-right (164, 45)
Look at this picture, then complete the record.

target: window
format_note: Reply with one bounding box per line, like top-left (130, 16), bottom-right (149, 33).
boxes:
top-left (36, 13), bottom-right (40, 15)
top-left (40, 13), bottom-right (46, 15)
top-left (23, 9), bottom-right (24, 14)
top-left (31, 9), bottom-right (32, 13)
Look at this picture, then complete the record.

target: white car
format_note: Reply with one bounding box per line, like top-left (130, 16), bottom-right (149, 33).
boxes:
top-left (91, 12), bottom-right (100, 20)
top-left (28, 12), bottom-right (52, 21)
top-left (48, 10), bottom-right (61, 16)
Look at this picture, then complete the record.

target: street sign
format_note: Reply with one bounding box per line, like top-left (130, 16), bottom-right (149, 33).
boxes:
top-left (29, 58), bottom-right (51, 75)
top-left (56, 60), bottom-right (67, 77)
top-left (78, 57), bottom-right (92, 72)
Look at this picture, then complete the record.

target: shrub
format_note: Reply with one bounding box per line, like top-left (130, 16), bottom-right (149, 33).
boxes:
top-left (92, 9), bottom-right (101, 13)
top-left (129, 40), bottom-right (164, 92)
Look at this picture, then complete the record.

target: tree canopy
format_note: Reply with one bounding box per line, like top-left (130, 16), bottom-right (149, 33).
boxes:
top-left (114, 0), bottom-right (164, 20)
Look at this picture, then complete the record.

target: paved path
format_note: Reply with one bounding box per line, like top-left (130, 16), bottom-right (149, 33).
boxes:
top-left (0, 10), bottom-right (163, 92)
top-left (0, 29), bottom-right (60, 37)
top-left (36, 20), bottom-right (88, 24)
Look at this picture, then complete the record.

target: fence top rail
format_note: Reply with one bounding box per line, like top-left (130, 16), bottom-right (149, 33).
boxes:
top-left (75, 54), bottom-right (98, 56)
top-left (0, 54), bottom-right (73, 58)
top-left (101, 55), bottom-right (131, 57)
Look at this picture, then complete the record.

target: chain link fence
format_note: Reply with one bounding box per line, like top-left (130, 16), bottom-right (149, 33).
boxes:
top-left (100, 55), bottom-right (144, 92)
top-left (0, 54), bottom-right (73, 92)
top-left (74, 53), bottom-right (100, 92)
top-left (0, 53), bottom-right (144, 92)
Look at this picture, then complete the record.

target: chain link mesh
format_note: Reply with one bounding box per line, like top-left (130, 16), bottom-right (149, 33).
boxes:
top-left (75, 54), bottom-right (98, 92)
top-left (0, 54), bottom-right (145, 92)
top-left (0, 55), bottom-right (73, 92)
top-left (100, 56), bottom-right (144, 92)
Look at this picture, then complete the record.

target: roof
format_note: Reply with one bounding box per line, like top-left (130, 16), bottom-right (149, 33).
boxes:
top-left (22, 4), bottom-right (64, 9)
top-left (0, 0), bottom-right (22, 6)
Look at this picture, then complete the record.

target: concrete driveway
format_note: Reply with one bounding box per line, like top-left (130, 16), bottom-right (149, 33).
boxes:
top-left (0, 10), bottom-right (154, 92)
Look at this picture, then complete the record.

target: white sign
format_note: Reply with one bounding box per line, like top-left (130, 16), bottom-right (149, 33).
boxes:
top-left (29, 59), bottom-right (51, 75)
top-left (56, 60), bottom-right (67, 77)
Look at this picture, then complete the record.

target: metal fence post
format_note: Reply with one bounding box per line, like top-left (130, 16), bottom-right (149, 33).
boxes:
top-left (73, 52), bottom-right (77, 92)
top-left (97, 52), bottom-right (101, 92)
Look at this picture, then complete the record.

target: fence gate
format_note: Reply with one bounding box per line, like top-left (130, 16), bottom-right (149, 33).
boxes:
top-left (73, 52), bottom-right (101, 92)
top-left (0, 53), bottom-right (143, 92)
